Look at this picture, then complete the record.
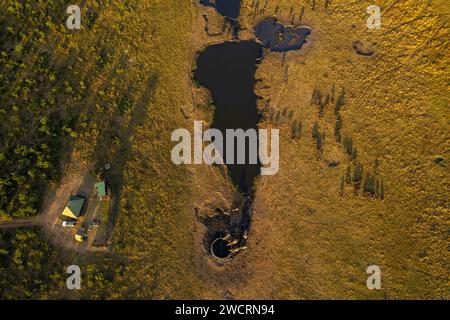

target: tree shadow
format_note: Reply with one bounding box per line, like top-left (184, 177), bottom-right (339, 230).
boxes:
top-left (89, 73), bottom-right (160, 248)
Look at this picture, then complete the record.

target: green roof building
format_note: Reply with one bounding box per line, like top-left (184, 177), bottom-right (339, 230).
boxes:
top-left (62, 195), bottom-right (85, 219)
top-left (95, 181), bottom-right (106, 198)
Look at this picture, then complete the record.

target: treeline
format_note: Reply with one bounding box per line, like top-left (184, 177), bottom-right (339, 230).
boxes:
top-left (263, 102), bottom-right (303, 140)
top-left (333, 88), bottom-right (385, 199)
top-left (310, 84), bottom-right (385, 199)
top-left (341, 159), bottom-right (385, 199)
top-left (309, 85), bottom-right (340, 155)
top-left (246, 0), bottom-right (333, 23)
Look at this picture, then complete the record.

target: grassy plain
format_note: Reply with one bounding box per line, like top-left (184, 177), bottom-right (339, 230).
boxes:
top-left (238, 0), bottom-right (449, 299)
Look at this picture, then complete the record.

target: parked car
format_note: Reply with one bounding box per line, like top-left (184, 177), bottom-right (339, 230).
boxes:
top-left (89, 219), bottom-right (100, 231)
top-left (62, 220), bottom-right (76, 227)
top-left (75, 228), bottom-right (87, 242)
top-left (91, 219), bottom-right (99, 227)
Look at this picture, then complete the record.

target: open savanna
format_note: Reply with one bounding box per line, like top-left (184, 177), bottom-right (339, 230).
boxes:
top-left (235, 0), bottom-right (449, 299)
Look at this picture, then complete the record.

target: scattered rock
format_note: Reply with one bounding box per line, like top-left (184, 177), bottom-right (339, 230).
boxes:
top-left (352, 40), bottom-right (374, 56)
top-left (433, 157), bottom-right (445, 165)
top-left (222, 290), bottom-right (233, 300)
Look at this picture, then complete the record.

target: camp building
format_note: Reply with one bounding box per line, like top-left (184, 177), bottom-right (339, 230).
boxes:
top-left (62, 195), bottom-right (85, 220)
top-left (95, 181), bottom-right (107, 199)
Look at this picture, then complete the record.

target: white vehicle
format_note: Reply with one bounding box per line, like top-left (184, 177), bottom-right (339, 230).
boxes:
top-left (62, 220), bottom-right (76, 227)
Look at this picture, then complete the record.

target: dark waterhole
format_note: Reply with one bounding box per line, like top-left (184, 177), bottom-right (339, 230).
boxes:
top-left (195, 1), bottom-right (310, 259)
top-left (200, 0), bottom-right (241, 19)
top-left (194, 40), bottom-right (263, 192)
top-left (211, 238), bottom-right (231, 258)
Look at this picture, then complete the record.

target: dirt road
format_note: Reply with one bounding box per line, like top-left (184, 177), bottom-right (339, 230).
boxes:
top-left (0, 219), bottom-right (39, 229)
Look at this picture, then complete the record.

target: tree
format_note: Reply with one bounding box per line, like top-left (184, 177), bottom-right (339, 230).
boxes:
top-left (291, 120), bottom-right (302, 139)
top-left (331, 83), bottom-right (335, 101)
top-left (364, 173), bottom-right (376, 195)
top-left (353, 163), bottom-right (363, 192)
top-left (269, 108), bottom-right (275, 122)
top-left (334, 114), bottom-right (342, 142)
top-left (319, 101), bottom-right (325, 117)
top-left (274, 111), bottom-right (281, 125)
top-left (312, 122), bottom-right (324, 153)
top-left (345, 165), bottom-right (352, 184)
top-left (343, 136), bottom-right (353, 156)
top-left (335, 88), bottom-right (345, 115)
top-left (351, 147), bottom-right (358, 160)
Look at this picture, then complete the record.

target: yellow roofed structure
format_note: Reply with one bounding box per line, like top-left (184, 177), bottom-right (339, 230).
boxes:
top-left (62, 196), bottom-right (85, 220)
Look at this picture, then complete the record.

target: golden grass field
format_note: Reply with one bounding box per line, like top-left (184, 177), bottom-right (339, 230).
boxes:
top-left (0, 0), bottom-right (448, 299)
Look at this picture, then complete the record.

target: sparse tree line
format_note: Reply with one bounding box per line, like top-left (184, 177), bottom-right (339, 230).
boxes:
top-left (341, 159), bottom-right (385, 199)
top-left (309, 85), bottom-right (340, 155)
top-left (310, 84), bottom-right (385, 199)
top-left (244, 0), bottom-right (333, 24)
top-left (263, 101), bottom-right (303, 140)
top-left (311, 121), bottom-right (325, 155)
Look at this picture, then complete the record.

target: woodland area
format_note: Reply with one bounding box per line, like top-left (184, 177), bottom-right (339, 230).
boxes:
top-left (0, 0), bottom-right (145, 218)
top-left (0, 228), bottom-right (124, 299)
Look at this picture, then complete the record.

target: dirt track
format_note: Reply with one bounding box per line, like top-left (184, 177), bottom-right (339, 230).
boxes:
top-left (0, 219), bottom-right (39, 229)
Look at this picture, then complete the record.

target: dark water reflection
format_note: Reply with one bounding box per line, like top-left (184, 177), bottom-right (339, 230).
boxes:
top-left (200, 0), bottom-right (241, 19)
top-left (195, 1), bottom-right (311, 258)
top-left (255, 17), bottom-right (311, 52)
top-left (194, 40), bottom-right (263, 192)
